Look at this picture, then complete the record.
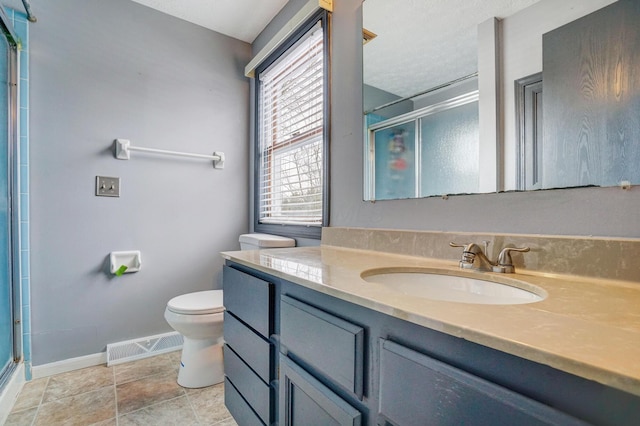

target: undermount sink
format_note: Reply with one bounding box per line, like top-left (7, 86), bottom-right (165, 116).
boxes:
top-left (361, 268), bottom-right (545, 305)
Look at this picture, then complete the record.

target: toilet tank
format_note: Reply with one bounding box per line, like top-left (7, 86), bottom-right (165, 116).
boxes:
top-left (239, 233), bottom-right (296, 250)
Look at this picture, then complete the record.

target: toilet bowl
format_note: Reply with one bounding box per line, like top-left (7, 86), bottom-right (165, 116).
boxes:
top-left (164, 234), bottom-right (294, 388)
top-left (164, 290), bottom-right (224, 388)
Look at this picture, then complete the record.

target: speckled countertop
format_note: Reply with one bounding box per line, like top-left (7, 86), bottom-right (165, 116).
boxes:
top-left (221, 245), bottom-right (640, 398)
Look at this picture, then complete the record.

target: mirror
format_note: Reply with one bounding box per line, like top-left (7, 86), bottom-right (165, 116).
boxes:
top-left (363, 0), bottom-right (640, 200)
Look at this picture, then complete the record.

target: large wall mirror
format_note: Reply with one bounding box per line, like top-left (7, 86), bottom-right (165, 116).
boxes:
top-left (363, 0), bottom-right (640, 201)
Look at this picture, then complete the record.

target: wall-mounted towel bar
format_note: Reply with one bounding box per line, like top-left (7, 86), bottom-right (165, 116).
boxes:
top-left (114, 139), bottom-right (225, 169)
top-left (21, 0), bottom-right (37, 22)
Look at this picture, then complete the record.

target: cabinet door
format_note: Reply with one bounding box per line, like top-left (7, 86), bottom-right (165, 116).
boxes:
top-left (280, 295), bottom-right (364, 399)
top-left (223, 265), bottom-right (272, 337)
top-left (279, 356), bottom-right (361, 426)
top-left (378, 339), bottom-right (587, 426)
top-left (542, 0), bottom-right (640, 188)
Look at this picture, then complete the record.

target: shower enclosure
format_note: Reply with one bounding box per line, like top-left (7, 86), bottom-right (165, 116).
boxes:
top-left (0, 6), bottom-right (21, 390)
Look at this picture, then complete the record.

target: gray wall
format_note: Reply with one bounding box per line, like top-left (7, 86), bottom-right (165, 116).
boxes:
top-left (255, 0), bottom-right (640, 239)
top-left (29, 0), bottom-right (250, 364)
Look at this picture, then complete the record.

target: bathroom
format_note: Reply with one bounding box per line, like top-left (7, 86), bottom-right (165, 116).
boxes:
top-left (1, 0), bottom-right (639, 424)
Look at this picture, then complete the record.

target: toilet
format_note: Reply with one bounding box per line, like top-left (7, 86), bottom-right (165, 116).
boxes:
top-left (164, 290), bottom-right (224, 388)
top-left (239, 233), bottom-right (296, 250)
top-left (165, 233), bottom-right (295, 388)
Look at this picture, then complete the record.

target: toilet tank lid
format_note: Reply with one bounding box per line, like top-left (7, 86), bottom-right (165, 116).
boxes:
top-left (239, 233), bottom-right (295, 248)
top-left (167, 290), bottom-right (224, 314)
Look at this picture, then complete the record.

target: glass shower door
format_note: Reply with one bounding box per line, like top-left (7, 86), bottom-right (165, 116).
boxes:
top-left (0, 22), bottom-right (17, 384)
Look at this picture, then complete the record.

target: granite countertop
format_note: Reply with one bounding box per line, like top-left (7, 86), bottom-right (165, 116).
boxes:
top-left (221, 245), bottom-right (640, 398)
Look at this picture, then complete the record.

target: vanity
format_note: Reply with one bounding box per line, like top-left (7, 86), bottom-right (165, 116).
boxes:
top-left (221, 228), bottom-right (640, 426)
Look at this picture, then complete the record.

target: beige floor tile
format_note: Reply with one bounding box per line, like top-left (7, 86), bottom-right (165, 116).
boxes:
top-left (114, 354), bottom-right (175, 384)
top-left (89, 418), bottom-right (117, 425)
top-left (10, 377), bottom-right (48, 412)
top-left (42, 365), bottom-right (114, 403)
top-left (7, 353), bottom-right (234, 426)
top-left (118, 395), bottom-right (199, 425)
top-left (116, 371), bottom-right (185, 414)
top-left (167, 350), bottom-right (182, 370)
top-left (4, 407), bottom-right (38, 426)
top-left (186, 382), bottom-right (234, 425)
top-left (213, 417), bottom-right (238, 426)
top-left (34, 386), bottom-right (115, 426)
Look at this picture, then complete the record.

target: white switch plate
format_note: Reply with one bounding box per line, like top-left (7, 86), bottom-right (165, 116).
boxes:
top-left (96, 176), bottom-right (120, 197)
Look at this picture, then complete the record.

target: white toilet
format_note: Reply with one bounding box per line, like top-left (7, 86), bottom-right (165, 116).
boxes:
top-left (164, 290), bottom-right (224, 388)
top-left (164, 233), bottom-right (295, 388)
top-left (239, 233), bottom-right (296, 250)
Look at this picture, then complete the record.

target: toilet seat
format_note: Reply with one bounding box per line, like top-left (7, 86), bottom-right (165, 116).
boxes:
top-left (167, 290), bottom-right (224, 315)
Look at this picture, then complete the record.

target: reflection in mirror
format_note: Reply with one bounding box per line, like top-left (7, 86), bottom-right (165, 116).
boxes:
top-left (362, 0), bottom-right (539, 200)
top-left (363, 0), bottom-right (639, 199)
top-left (541, 0), bottom-right (640, 189)
top-left (366, 91), bottom-right (480, 201)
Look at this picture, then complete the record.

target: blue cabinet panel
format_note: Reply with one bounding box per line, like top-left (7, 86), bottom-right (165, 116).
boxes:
top-left (224, 311), bottom-right (273, 383)
top-left (224, 377), bottom-right (265, 426)
top-left (224, 345), bottom-right (274, 425)
top-left (280, 295), bottom-right (364, 399)
top-left (378, 339), bottom-right (588, 426)
top-left (280, 355), bottom-right (361, 426)
top-left (223, 265), bottom-right (272, 338)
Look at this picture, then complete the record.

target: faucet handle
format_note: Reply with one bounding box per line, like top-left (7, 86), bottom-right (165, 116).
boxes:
top-left (494, 246), bottom-right (530, 273)
top-left (449, 242), bottom-right (477, 268)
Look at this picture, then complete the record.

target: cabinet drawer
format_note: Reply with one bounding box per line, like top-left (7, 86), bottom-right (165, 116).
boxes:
top-left (224, 377), bottom-right (265, 426)
top-left (378, 339), bottom-right (587, 426)
top-left (223, 265), bottom-right (272, 337)
top-left (280, 295), bottom-right (364, 399)
top-left (224, 345), bottom-right (274, 425)
top-left (280, 355), bottom-right (361, 426)
top-left (224, 311), bottom-right (273, 383)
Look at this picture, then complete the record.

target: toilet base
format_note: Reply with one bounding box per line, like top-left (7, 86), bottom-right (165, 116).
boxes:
top-left (177, 338), bottom-right (224, 388)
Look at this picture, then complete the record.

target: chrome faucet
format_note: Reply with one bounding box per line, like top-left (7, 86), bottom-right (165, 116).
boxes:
top-left (449, 242), bottom-right (530, 273)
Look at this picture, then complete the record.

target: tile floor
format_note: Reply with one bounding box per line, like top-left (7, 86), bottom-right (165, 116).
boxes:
top-left (4, 351), bottom-right (237, 426)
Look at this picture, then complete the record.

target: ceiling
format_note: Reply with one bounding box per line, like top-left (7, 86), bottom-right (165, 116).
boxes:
top-left (128, 1), bottom-right (541, 99)
top-left (0, 0), bottom-right (287, 42)
top-left (3, 0), bottom-right (541, 98)
top-left (129, 0), bottom-right (288, 43)
top-left (364, 0), bottom-right (541, 98)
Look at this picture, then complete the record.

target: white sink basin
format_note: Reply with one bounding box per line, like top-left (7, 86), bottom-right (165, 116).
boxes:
top-left (361, 269), bottom-right (545, 305)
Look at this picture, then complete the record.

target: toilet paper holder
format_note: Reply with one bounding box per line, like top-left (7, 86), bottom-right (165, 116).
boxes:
top-left (110, 250), bottom-right (142, 275)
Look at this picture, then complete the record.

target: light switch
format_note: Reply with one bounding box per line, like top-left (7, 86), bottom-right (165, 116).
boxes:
top-left (96, 176), bottom-right (120, 197)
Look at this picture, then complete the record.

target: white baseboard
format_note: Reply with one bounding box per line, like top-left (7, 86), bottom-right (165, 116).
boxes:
top-left (0, 363), bottom-right (25, 423)
top-left (31, 352), bottom-right (107, 379)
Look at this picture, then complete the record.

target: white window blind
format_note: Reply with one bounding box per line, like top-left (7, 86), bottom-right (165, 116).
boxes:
top-left (257, 21), bottom-right (324, 227)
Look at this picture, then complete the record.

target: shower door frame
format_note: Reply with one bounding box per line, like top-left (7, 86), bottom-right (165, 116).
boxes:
top-left (0, 4), bottom-right (22, 387)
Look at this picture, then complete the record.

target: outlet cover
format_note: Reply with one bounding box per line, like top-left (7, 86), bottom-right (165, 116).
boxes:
top-left (96, 176), bottom-right (120, 197)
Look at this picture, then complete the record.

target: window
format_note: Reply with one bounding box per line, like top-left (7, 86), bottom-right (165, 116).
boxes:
top-left (254, 11), bottom-right (329, 239)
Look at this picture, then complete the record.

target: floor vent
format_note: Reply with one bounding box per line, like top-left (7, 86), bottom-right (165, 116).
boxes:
top-left (106, 331), bottom-right (183, 366)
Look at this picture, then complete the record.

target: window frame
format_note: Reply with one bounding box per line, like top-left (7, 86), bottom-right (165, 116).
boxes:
top-left (253, 9), bottom-right (330, 240)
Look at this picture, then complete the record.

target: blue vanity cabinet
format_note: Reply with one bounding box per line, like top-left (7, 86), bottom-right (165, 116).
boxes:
top-left (276, 277), bottom-right (640, 426)
top-left (378, 338), bottom-right (587, 426)
top-left (223, 265), bottom-right (277, 425)
top-left (223, 262), bottom-right (640, 426)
